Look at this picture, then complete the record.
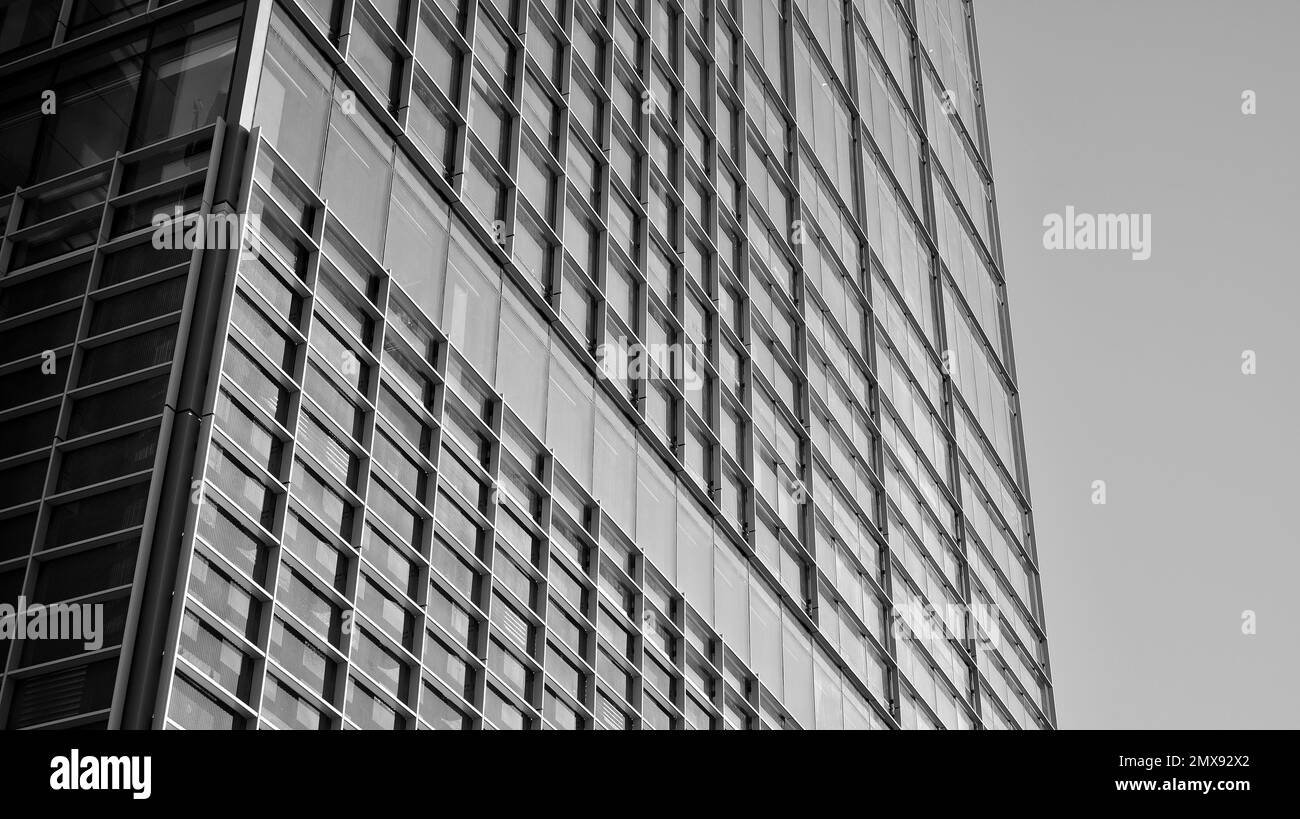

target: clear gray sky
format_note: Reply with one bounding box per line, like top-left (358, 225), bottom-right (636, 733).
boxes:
top-left (975, 0), bottom-right (1300, 728)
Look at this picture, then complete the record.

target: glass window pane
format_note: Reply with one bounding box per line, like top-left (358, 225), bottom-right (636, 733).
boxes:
top-left (593, 396), bottom-right (635, 534)
top-left (321, 91), bottom-right (394, 254)
top-left (636, 450), bottom-right (675, 584)
top-left (545, 342), bottom-right (593, 488)
top-left (676, 495), bottom-right (713, 619)
top-left (441, 226), bottom-right (501, 378)
top-left (782, 616), bottom-right (814, 726)
top-left (133, 20), bottom-right (238, 146)
top-left (256, 10), bottom-right (333, 184)
top-left (37, 42), bottom-right (144, 183)
top-left (496, 285), bottom-right (549, 430)
top-left (384, 158), bottom-right (450, 316)
top-left (714, 537), bottom-right (749, 663)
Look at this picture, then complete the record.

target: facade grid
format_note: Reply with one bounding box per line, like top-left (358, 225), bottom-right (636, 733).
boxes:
top-left (0, 0), bottom-right (1053, 730)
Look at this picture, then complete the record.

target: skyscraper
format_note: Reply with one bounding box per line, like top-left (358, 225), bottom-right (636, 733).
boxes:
top-left (0, 0), bottom-right (1053, 730)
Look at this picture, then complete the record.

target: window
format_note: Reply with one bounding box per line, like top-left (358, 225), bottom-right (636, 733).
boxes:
top-left (188, 552), bottom-right (260, 639)
top-left (321, 88), bottom-right (394, 254)
top-left (257, 11), bottom-right (333, 184)
top-left (521, 74), bottom-right (559, 153)
top-left (132, 19), bottom-right (239, 148)
top-left (636, 451), bottom-right (676, 583)
top-left (409, 78), bottom-right (456, 171)
top-left (676, 496), bottom-right (713, 617)
top-left (293, 460), bottom-right (353, 539)
top-left (545, 344), bottom-right (594, 489)
top-left (496, 285), bottom-right (550, 430)
top-left (468, 71), bottom-right (512, 163)
top-left (277, 566), bottom-right (343, 647)
top-left (484, 686), bottom-right (529, 730)
top-left (384, 159), bottom-right (450, 317)
top-left (474, 15), bottom-right (514, 95)
top-left (526, 13), bottom-right (562, 85)
top-left (269, 619), bottom-right (337, 702)
top-left (213, 391), bottom-right (281, 474)
top-left (593, 397), bottom-right (635, 534)
top-left (518, 140), bottom-right (556, 225)
top-left (231, 291), bottom-right (294, 372)
top-left (263, 676), bottom-right (329, 729)
top-left (421, 683), bottom-right (470, 729)
top-left (24, 41), bottom-right (143, 186)
top-left (348, 8), bottom-right (401, 106)
top-left (714, 537), bottom-right (749, 662)
top-left (365, 523), bottom-right (421, 598)
top-left (441, 226), bottom-right (502, 378)
top-left (417, 5), bottom-right (463, 99)
top-left (749, 574), bottom-right (782, 695)
top-left (179, 612), bottom-right (254, 700)
top-left (282, 512), bottom-right (346, 591)
top-left (169, 675), bottom-right (245, 730)
top-left (29, 539), bottom-right (132, 607)
top-left (0, 0), bottom-right (59, 61)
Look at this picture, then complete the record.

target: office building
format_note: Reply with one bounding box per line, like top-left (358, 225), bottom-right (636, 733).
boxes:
top-left (0, 0), bottom-right (1053, 730)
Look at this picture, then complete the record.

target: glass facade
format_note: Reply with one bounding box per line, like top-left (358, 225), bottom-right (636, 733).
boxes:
top-left (0, 0), bottom-right (1053, 730)
top-left (0, 0), bottom-right (248, 728)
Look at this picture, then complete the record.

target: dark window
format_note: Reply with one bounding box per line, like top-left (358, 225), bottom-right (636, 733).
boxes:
top-left (66, 374), bottom-right (169, 438)
top-left (118, 137), bottom-right (213, 192)
top-left (68, 0), bottom-right (150, 39)
top-left (99, 242), bottom-right (191, 288)
top-left (0, 310), bottom-right (79, 365)
top-left (230, 291), bottom-right (295, 372)
top-left (55, 427), bottom-right (159, 492)
top-left (268, 619), bottom-right (337, 702)
top-left (0, 0), bottom-right (60, 61)
top-left (18, 168), bottom-right (111, 228)
top-left (0, 406), bottom-right (58, 459)
top-left (88, 276), bottom-right (186, 336)
top-left (35, 41), bottom-right (145, 184)
top-left (0, 458), bottom-right (49, 506)
top-left (284, 512), bottom-right (348, 592)
top-left (109, 179), bottom-right (204, 237)
top-left (0, 351), bottom-right (70, 410)
top-left (43, 483), bottom-right (148, 548)
top-left (298, 0), bottom-right (340, 38)
top-left (7, 209), bottom-right (101, 269)
top-left (0, 262), bottom-right (91, 319)
top-left (19, 596), bottom-right (128, 667)
top-left (7, 658), bottom-right (118, 728)
top-left (33, 538), bottom-right (138, 602)
top-left (130, 19), bottom-right (239, 147)
top-left (0, 512), bottom-right (37, 561)
top-left (77, 325), bottom-right (178, 385)
top-left (0, 567), bottom-right (22, 607)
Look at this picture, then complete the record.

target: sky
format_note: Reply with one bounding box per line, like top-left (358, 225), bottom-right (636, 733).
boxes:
top-left (975, 0), bottom-right (1300, 729)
